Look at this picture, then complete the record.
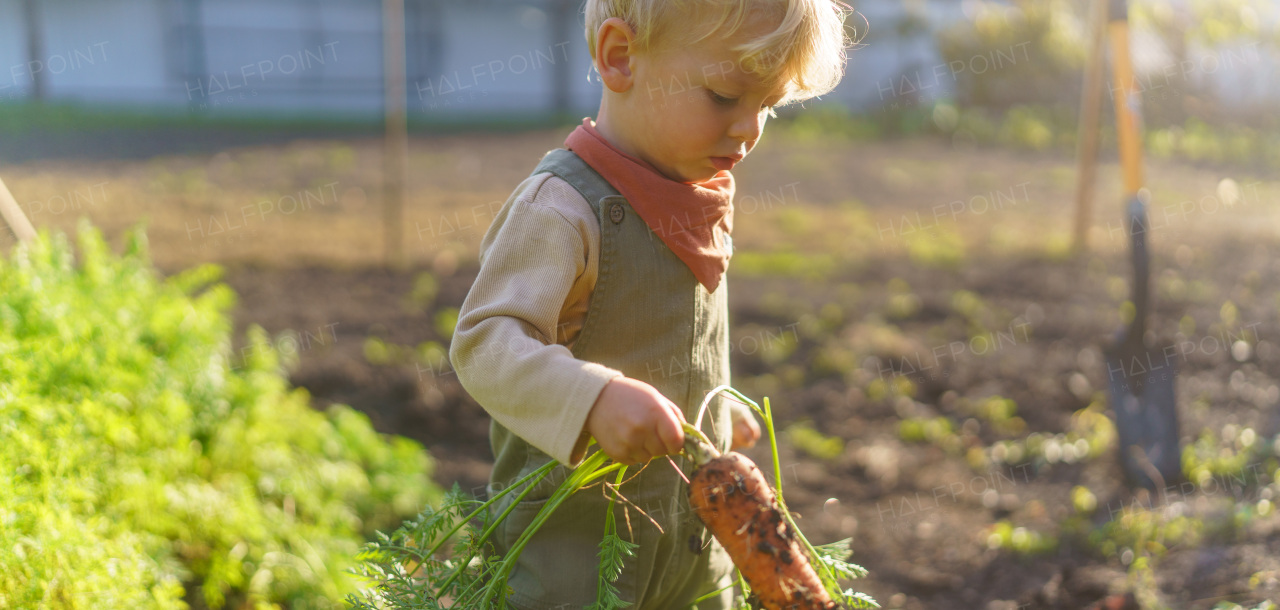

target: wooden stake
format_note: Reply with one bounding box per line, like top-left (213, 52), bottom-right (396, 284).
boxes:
top-left (383, 0), bottom-right (408, 270)
top-left (21, 0), bottom-right (46, 102)
top-left (1072, 0), bottom-right (1108, 255)
top-left (0, 176), bottom-right (38, 247)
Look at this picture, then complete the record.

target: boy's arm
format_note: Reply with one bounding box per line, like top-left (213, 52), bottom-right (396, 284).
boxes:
top-left (449, 173), bottom-right (621, 467)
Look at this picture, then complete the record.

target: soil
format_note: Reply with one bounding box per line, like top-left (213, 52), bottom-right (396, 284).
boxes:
top-left (6, 126), bottom-right (1280, 609)
top-left (215, 243), bottom-right (1280, 609)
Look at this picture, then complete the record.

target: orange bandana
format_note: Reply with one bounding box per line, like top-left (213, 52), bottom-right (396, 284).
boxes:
top-left (564, 117), bottom-right (735, 293)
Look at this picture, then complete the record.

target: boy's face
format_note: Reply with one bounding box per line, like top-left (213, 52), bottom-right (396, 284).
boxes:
top-left (605, 20), bottom-right (790, 184)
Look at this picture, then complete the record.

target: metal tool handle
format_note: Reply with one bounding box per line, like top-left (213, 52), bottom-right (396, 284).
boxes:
top-left (1108, 0), bottom-right (1145, 197)
top-left (1126, 196), bottom-right (1150, 342)
top-left (1109, 0), bottom-right (1151, 345)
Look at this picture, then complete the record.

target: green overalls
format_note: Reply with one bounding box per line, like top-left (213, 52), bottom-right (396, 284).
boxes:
top-left (487, 148), bottom-right (737, 610)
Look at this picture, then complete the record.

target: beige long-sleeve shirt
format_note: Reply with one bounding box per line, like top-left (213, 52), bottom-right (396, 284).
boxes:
top-left (450, 171), bottom-right (622, 467)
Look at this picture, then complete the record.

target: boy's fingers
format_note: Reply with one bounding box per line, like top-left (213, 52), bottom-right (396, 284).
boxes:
top-left (652, 420), bottom-right (680, 458)
top-left (655, 406), bottom-right (685, 455)
top-left (667, 400), bottom-right (689, 423)
top-left (611, 448), bottom-right (635, 465)
top-left (620, 440), bottom-right (647, 465)
top-left (640, 432), bottom-right (670, 460)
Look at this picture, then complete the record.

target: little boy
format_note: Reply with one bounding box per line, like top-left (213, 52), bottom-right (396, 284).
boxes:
top-left (450, 0), bottom-right (848, 607)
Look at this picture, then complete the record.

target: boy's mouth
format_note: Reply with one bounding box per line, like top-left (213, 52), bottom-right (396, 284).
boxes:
top-left (709, 156), bottom-right (739, 171)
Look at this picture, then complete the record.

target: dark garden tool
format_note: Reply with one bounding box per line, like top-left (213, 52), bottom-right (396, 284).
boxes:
top-left (1102, 0), bottom-right (1181, 490)
top-left (1106, 199), bottom-right (1180, 490)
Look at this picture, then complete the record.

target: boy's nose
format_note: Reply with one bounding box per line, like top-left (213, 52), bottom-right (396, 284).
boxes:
top-left (727, 111), bottom-right (765, 148)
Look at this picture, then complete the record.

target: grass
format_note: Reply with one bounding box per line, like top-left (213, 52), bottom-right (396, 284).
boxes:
top-left (0, 100), bottom-right (584, 136)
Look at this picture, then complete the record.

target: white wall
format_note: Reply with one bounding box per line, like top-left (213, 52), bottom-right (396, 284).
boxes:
top-left (416, 1), bottom-right (598, 116)
top-left (0, 0), bottom-right (170, 104)
top-left (186, 0), bottom-right (386, 113)
top-left (0, 0), bottom-right (26, 103)
top-left (0, 0), bottom-right (1274, 119)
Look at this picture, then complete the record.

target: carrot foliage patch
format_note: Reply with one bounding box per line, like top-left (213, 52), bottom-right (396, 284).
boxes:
top-left (0, 221), bottom-right (439, 609)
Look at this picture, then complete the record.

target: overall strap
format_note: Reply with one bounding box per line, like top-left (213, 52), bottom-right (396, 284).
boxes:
top-left (489, 145), bottom-right (734, 610)
top-left (530, 148), bottom-right (620, 215)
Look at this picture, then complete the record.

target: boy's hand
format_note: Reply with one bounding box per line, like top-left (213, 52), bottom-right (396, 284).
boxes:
top-left (585, 377), bottom-right (686, 465)
top-left (730, 401), bottom-right (761, 450)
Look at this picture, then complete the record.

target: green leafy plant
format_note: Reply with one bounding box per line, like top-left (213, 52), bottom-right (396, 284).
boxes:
top-left (587, 468), bottom-right (639, 610)
top-left (986, 520), bottom-right (1059, 555)
top-left (0, 220), bottom-right (439, 608)
top-left (346, 387), bottom-right (876, 609)
top-left (1215, 602), bottom-right (1277, 610)
top-left (787, 420), bottom-right (846, 460)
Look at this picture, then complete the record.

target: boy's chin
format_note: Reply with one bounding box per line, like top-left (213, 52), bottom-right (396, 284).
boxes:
top-left (675, 166), bottom-right (723, 184)
top-left (652, 158), bottom-right (724, 184)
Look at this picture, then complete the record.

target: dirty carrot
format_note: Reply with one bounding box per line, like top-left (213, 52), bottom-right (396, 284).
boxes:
top-left (683, 424), bottom-right (836, 610)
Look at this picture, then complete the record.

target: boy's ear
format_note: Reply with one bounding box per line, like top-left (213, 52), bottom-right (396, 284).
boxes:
top-left (594, 17), bottom-right (636, 93)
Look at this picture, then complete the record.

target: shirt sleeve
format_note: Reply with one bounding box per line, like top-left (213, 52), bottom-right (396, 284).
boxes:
top-left (449, 173), bottom-right (622, 467)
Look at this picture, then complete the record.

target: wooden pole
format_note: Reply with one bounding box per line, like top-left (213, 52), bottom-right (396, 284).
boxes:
top-left (549, 0), bottom-right (572, 117)
top-left (0, 176), bottom-right (38, 247)
top-left (181, 0), bottom-right (208, 112)
top-left (383, 0), bottom-right (408, 270)
top-left (1072, 0), bottom-right (1107, 255)
top-left (21, 0), bottom-right (45, 102)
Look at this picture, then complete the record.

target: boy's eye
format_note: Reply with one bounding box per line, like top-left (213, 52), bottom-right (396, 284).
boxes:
top-left (708, 90), bottom-right (737, 106)
top-left (708, 87), bottom-right (780, 117)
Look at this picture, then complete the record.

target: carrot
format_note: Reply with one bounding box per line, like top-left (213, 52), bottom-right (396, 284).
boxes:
top-left (684, 428), bottom-right (836, 610)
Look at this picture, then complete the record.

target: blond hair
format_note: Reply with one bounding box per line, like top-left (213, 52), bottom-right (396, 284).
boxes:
top-left (584, 0), bottom-right (851, 105)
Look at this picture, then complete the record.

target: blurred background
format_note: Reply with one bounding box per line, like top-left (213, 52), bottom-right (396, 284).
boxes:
top-left (1, 0), bottom-right (1277, 118)
top-left (2, 1), bottom-right (1280, 609)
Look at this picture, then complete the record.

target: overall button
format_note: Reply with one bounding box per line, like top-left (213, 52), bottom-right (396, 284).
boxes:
top-left (609, 203), bottom-right (625, 224)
